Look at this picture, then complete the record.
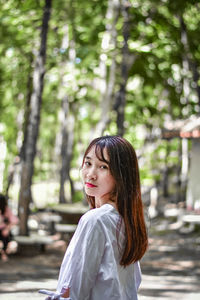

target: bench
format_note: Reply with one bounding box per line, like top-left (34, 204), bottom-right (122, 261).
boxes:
top-left (52, 203), bottom-right (89, 224)
top-left (14, 234), bottom-right (54, 253)
top-left (181, 214), bottom-right (200, 224)
top-left (180, 214), bottom-right (200, 234)
top-left (40, 214), bottom-right (62, 234)
top-left (55, 224), bottom-right (77, 240)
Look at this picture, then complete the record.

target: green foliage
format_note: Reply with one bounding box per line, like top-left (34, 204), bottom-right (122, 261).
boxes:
top-left (0, 0), bottom-right (199, 198)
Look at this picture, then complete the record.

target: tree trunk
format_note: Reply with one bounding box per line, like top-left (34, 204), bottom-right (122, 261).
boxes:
top-left (5, 157), bottom-right (20, 198)
top-left (94, 0), bottom-right (120, 137)
top-left (20, 55), bottom-right (33, 162)
top-left (59, 97), bottom-right (75, 203)
top-left (6, 56), bottom-right (33, 198)
top-left (58, 15), bottom-right (76, 204)
top-left (114, 0), bottom-right (132, 136)
top-left (0, 137), bottom-right (6, 193)
top-left (18, 0), bottom-right (52, 235)
top-left (179, 16), bottom-right (200, 112)
top-left (163, 142), bottom-right (170, 197)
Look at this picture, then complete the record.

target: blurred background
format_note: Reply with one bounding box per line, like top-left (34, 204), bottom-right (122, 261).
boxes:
top-left (0, 0), bottom-right (200, 299)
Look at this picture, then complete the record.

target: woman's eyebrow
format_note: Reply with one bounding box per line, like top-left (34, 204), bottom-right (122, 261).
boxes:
top-left (85, 156), bottom-right (91, 160)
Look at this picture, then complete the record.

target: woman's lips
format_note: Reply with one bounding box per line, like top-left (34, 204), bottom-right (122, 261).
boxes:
top-left (85, 182), bottom-right (97, 188)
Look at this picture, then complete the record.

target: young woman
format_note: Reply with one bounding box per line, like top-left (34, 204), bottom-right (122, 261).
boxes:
top-left (0, 193), bottom-right (19, 261)
top-left (40, 135), bottom-right (148, 300)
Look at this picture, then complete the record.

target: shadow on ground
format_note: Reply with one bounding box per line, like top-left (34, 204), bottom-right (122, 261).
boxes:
top-left (139, 216), bottom-right (200, 299)
top-left (0, 217), bottom-right (200, 300)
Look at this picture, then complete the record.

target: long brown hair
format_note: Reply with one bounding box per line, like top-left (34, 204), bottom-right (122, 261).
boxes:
top-left (82, 135), bottom-right (148, 267)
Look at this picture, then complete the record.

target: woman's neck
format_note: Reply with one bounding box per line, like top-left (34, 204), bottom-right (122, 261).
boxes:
top-left (95, 198), bottom-right (118, 211)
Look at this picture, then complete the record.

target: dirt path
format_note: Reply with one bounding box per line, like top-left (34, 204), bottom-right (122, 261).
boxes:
top-left (140, 217), bottom-right (200, 299)
top-left (0, 218), bottom-right (200, 300)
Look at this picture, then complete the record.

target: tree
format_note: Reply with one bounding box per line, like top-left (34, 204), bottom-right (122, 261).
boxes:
top-left (179, 15), bottom-right (200, 112)
top-left (18, 0), bottom-right (52, 235)
top-left (0, 0), bottom-right (200, 211)
top-left (114, 0), bottom-right (133, 136)
top-left (93, 0), bottom-right (120, 137)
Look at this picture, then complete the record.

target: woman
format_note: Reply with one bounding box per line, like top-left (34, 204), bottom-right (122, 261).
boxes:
top-left (0, 193), bottom-right (19, 261)
top-left (40, 135), bottom-right (148, 300)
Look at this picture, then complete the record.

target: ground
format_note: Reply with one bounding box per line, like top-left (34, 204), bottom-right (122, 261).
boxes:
top-left (0, 216), bottom-right (200, 300)
top-left (140, 217), bottom-right (200, 299)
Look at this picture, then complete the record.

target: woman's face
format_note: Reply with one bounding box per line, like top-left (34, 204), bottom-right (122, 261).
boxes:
top-left (81, 146), bottom-right (116, 207)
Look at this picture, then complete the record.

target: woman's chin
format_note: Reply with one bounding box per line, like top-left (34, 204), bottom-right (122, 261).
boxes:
top-left (85, 190), bottom-right (96, 197)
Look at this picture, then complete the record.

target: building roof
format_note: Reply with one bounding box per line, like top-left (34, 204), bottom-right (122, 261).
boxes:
top-left (162, 115), bottom-right (200, 139)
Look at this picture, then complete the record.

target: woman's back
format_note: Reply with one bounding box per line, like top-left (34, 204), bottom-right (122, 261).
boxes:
top-left (57, 204), bottom-right (141, 300)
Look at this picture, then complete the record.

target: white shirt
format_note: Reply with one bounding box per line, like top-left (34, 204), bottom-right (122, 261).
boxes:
top-left (56, 203), bottom-right (141, 300)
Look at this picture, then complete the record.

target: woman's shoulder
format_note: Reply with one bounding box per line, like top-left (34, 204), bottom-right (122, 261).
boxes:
top-left (80, 206), bottom-right (103, 224)
top-left (83, 203), bottom-right (112, 217)
top-left (80, 204), bottom-right (118, 227)
top-left (73, 206), bottom-right (109, 238)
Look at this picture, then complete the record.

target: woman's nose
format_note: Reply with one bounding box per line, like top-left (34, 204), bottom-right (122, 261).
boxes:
top-left (87, 168), bottom-right (97, 180)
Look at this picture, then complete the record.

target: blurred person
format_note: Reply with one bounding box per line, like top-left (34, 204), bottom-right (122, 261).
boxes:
top-left (40, 135), bottom-right (148, 300)
top-left (0, 193), bottom-right (19, 261)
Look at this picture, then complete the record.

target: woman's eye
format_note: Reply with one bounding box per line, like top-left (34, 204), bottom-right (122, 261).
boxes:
top-left (84, 161), bottom-right (91, 166)
top-left (100, 165), bottom-right (108, 169)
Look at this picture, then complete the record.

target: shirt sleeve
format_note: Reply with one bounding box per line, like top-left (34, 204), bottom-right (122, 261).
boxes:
top-left (134, 261), bottom-right (142, 291)
top-left (56, 211), bottom-right (106, 300)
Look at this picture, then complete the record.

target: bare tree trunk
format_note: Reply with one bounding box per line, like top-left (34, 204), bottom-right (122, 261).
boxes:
top-left (191, 61), bottom-right (200, 111)
top-left (114, 0), bottom-right (132, 136)
top-left (93, 0), bottom-right (120, 137)
top-left (20, 55), bottom-right (33, 162)
top-left (163, 142), bottom-right (170, 197)
top-left (179, 16), bottom-right (191, 106)
top-left (0, 137), bottom-right (6, 193)
top-left (58, 9), bottom-right (76, 203)
top-left (18, 0), bottom-right (52, 235)
top-left (6, 56), bottom-right (33, 198)
top-left (59, 97), bottom-right (75, 203)
top-left (59, 96), bottom-right (69, 204)
top-left (179, 16), bottom-right (200, 112)
top-left (5, 157), bottom-right (20, 198)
